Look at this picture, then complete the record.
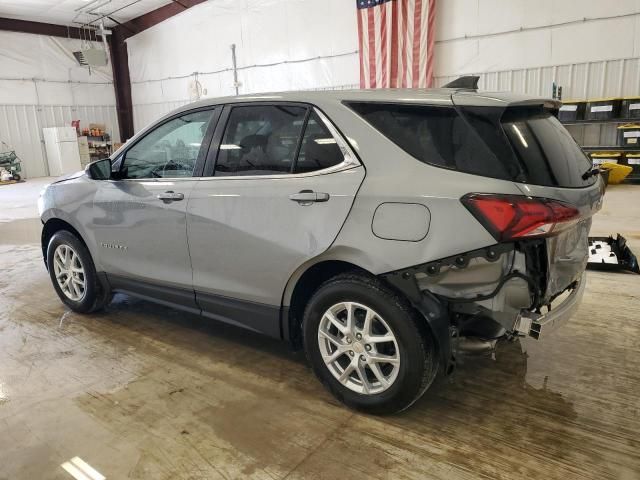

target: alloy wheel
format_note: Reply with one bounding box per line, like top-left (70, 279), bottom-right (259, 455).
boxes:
top-left (317, 302), bottom-right (400, 395)
top-left (53, 244), bottom-right (86, 302)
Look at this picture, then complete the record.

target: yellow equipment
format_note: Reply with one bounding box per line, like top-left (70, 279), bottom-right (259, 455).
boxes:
top-left (599, 162), bottom-right (633, 184)
top-left (590, 153), bottom-right (632, 184)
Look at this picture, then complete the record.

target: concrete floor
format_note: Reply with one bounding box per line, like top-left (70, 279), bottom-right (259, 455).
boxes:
top-left (1, 181), bottom-right (639, 480)
top-left (0, 177), bottom-right (55, 221)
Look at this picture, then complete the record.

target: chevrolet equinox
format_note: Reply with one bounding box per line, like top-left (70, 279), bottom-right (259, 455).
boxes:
top-left (39, 86), bottom-right (604, 414)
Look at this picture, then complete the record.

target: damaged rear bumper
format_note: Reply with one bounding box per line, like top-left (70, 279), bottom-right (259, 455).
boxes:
top-left (514, 272), bottom-right (586, 340)
top-left (380, 241), bottom-right (588, 371)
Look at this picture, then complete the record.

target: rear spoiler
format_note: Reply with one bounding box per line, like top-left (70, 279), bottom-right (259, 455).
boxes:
top-left (443, 75), bottom-right (480, 90)
top-left (451, 91), bottom-right (561, 111)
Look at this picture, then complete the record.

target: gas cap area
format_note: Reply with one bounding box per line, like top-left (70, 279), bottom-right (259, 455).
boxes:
top-left (372, 202), bottom-right (431, 241)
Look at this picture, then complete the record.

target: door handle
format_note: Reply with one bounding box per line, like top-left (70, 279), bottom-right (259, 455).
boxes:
top-left (157, 191), bottom-right (184, 202)
top-left (289, 190), bottom-right (330, 205)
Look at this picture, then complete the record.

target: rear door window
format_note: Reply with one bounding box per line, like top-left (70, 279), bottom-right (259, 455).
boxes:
top-left (215, 105), bottom-right (307, 176)
top-left (348, 102), bottom-right (595, 188)
top-left (294, 111), bottom-right (345, 173)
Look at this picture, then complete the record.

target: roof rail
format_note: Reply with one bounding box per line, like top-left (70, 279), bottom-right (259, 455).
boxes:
top-left (443, 75), bottom-right (480, 90)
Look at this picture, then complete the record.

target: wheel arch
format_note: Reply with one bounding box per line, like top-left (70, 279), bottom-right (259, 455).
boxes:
top-left (282, 259), bottom-right (371, 349)
top-left (282, 254), bottom-right (451, 373)
top-left (41, 218), bottom-right (89, 268)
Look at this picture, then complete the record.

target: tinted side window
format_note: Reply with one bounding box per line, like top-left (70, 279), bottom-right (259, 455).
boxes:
top-left (294, 111), bottom-right (345, 173)
top-left (215, 105), bottom-right (307, 176)
top-left (348, 102), bottom-right (508, 179)
top-left (122, 110), bottom-right (214, 179)
top-left (500, 109), bottom-right (593, 187)
top-left (349, 102), bottom-right (595, 187)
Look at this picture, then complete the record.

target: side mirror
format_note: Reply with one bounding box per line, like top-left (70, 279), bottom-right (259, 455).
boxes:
top-left (87, 158), bottom-right (112, 180)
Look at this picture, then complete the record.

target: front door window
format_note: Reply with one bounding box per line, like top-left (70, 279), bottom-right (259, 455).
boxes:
top-left (121, 110), bottom-right (215, 179)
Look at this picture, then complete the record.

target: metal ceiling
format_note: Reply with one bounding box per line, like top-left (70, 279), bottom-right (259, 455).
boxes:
top-left (0, 0), bottom-right (175, 28)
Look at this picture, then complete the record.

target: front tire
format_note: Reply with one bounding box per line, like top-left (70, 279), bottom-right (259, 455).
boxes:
top-left (303, 273), bottom-right (438, 414)
top-left (46, 230), bottom-right (111, 313)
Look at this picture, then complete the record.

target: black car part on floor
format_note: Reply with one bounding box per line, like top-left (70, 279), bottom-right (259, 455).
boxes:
top-left (587, 234), bottom-right (640, 274)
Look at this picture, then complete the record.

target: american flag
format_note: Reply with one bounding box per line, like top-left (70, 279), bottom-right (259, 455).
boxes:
top-left (357, 0), bottom-right (436, 89)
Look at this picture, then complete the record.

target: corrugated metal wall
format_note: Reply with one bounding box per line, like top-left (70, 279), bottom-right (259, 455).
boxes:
top-left (0, 104), bottom-right (119, 178)
top-left (132, 100), bottom-right (190, 134)
top-left (131, 84), bottom-right (360, 134)
top-left (124, 57), bottom-right (640, 150)
top-left (434, 57), bottom-right (640, 148)
top-left (434, 57), bottom-right (640, 100)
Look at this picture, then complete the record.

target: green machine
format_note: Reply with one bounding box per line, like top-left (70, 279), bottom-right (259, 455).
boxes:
top-left (0, 140), bottom-right (22, 181)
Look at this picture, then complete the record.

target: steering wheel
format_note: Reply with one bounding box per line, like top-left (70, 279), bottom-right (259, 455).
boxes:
top-left (150, 159), bottom-right (185, 178)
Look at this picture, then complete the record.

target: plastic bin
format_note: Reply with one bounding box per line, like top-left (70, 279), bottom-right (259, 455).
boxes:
top-left (624, 153), bottom-right (640, 182)
top-left (617, 124), bottom-right (640, 146)
top-left (599, 162), bottom-right (632, 184)
top-left (620, 97), bottom-right (640, 119)
top-left (590, 152), bottom-right (620, 166)
top-left (584, 99), bottom-right (620, 120)
top-left (558, 102), bottom-right (585, 122)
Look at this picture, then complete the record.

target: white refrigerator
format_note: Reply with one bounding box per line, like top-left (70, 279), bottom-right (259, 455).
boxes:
top-left (43, 127), bottom-right (82, 176)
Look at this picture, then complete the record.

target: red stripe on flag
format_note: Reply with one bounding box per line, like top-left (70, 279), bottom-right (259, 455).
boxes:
top-left (367, 7), bottom-right (377, 89)
top-left (401, 0), bottom-right (409, 88)
top-left (380, 3), bottom-right (388, 88)
top-left (390, 0), bottom-right (399, 88)
top-left (357, 8), bottom-right (365, 88)
top-left (412, 0), bottom-right (422, 88)
top-left (357, 0), bottom-right (434, 90)
top-left (426, 0), bottom-right (436, 87)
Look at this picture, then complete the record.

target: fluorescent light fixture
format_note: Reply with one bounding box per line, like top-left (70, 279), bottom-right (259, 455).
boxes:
top-left (314, 138), bottom-right (337, 145)
top-left (61, 457), bottom-right (105, 480)
top-left (220, 144), bottom-right (241, 150)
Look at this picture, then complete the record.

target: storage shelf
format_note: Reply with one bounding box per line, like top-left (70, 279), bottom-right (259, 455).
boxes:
top-left (562, 118), bottom-right (637, 125)
top-left (581, 145), bottom-right (640, 151)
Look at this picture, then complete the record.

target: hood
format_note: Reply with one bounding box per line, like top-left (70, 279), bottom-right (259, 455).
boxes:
top-left (50, 169), bottom-right (86, 184)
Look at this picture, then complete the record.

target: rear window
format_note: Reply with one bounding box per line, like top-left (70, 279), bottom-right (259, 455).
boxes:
top-left (348, 102), bottom-right (595, 188)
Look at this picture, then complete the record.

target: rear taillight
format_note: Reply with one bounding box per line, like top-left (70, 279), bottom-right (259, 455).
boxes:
top-left (461, 193), bottom-right (580, 241)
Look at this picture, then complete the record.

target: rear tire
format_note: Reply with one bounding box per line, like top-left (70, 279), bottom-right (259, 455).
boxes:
top-left (303, 273), bottom-right (438, 414)
top-left (46, 230), bottom-right (111, 313)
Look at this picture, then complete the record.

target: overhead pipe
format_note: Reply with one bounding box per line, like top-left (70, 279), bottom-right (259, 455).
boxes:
top-left (231, 43), bottom-right (240, 96)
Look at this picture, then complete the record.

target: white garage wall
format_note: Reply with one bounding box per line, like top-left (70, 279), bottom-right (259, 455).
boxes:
top-left (126, 0), bottom-right (359, 131)
top-left (0, 31), bottom-right (119, 178)
top-left (433, 0), bottom-right (640, 100)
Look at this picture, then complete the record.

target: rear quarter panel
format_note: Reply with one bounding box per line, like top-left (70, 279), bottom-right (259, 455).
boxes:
top-left (307, 98), bottom-right (527, 275)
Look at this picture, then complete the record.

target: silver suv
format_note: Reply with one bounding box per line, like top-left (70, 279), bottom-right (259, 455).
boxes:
top-left (39, 87), bottom-right (604, 414)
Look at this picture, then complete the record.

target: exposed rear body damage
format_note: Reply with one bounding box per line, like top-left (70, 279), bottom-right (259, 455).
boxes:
top-left (355, 90), bottom-right (604, 368)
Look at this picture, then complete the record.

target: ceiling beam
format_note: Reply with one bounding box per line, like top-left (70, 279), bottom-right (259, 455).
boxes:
top-left (0, 1), bottom-right (207, 142)
top-left (109, 0), bottom-right (207, 141)
top-left (119, 0), bottom-right (206, 36)
top-left (0, 17), bottom-right (98, 39)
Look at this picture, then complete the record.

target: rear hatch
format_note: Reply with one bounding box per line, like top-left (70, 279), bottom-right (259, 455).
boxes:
top-left (348, 93), bottom-right (604, 303)
top-left (451, 93), bottom-right (604, 302)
